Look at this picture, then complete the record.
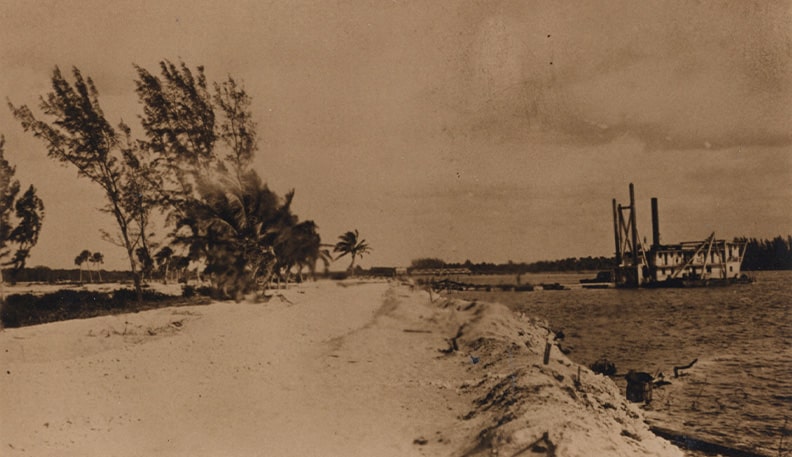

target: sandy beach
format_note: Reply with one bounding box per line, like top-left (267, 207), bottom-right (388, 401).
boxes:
top-left (1, 280), bottom-right (682, 456)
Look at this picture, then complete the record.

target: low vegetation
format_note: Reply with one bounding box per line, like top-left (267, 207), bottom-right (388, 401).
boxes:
top-left (0, 288), bottom-right (207, 328)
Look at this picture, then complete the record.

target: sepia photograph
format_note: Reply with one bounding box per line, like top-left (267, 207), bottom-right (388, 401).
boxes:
top-left (0, 1), bottom-right (790, 456)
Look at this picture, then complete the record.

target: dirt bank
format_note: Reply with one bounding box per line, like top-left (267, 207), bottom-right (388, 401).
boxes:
top-left (0, 281), bottom-right (682, 456)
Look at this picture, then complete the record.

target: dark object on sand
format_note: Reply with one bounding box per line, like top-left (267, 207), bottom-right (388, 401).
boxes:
top-left (673, 358), bottom-right (698, 378)
top-left (625, 370), bottom-right (654, 403)
top-left (650, 426), bottom-right (772, 457)
top-left (590, 357), bottom-right (617, 376)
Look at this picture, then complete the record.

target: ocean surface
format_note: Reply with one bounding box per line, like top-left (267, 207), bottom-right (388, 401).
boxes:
top-left (450, 271), bottom-right (791, 456)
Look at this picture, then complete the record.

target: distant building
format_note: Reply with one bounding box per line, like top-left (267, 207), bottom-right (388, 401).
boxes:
top-left (367, 267), bottom-right (397, 277)
top-left (409, 268), bottom-right (472, 276)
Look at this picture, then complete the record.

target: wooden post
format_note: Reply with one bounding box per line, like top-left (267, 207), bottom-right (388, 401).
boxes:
top-left (543, 340), bottom-right (552, 365)
top-left (612, 199), bottom-right (621, 265)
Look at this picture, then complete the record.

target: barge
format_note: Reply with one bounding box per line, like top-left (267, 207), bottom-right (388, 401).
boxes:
top-left (612, 184), bottom-right (749, 288)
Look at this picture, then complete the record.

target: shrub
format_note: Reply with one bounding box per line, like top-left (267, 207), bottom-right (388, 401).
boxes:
top-left (182, 285), bottom-right (196, 298)
top-left (1, 290), bottom-right (109, 327)
top-left (0, 288), bottom-right (180, 328)
top-left (329, 272), bottom-right (348, 280)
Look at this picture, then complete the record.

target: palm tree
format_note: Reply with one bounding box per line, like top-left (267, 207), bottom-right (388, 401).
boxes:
top-left (90, 252), bottom-right (104, 282)
top-left (333, 229), bottom-right (372, 273)
top-left (274, 220), bottom-right (327, 284)
top-left (75, 250), bottom-right (92, 284)
top-left (154, 246), bottom-right (174, 284)
top-left (176, 170), bottom-right (290, 299)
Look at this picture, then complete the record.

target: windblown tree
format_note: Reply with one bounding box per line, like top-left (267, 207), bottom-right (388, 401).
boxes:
top-left (9, 67), bottom-right (155, 302)
top-left (334, 229), bottom-right (372, 273)
top-left (12, 60), bottom-right (325, 300)
top-left (273, 219), bottom-right (329, 285)
top-left (134, 61), bottom-right (268, 295)
top-left (133, 61), bottom-right (257, 221)
top-left (0, 136), bottom-right (45, 289)
top-left (136, 61), bottom-right (321, 296)
top-left (175, 171), bottom-right (293, 299)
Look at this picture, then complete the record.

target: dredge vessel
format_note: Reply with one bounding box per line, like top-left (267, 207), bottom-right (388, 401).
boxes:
top-left (612, 184), bottom-right (748, 288)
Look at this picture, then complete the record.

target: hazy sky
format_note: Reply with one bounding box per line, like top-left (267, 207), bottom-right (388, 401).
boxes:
top-left (1, 0), bottom-right (790, 270)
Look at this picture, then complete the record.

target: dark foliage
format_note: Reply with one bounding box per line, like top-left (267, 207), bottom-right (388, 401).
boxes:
top-left (1, 288), bottom-right (187, 328)
top-left (410, 258), bottom-right (447, 269)
top-left (406, 256), bottom-right (616, 275)
top-left (0, 136), bottom-right (45, 273)
top-left (738, 236), bottom-right (792, 271)
top-left (181, 284), bottom-right (220, 299)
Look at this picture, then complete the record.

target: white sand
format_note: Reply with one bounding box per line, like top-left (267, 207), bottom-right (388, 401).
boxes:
top-left (0, 280), bottom-right (682, 456)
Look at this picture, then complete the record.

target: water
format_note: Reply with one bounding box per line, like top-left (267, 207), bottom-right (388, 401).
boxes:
top-left (451, 271), bottom-right (791, 456)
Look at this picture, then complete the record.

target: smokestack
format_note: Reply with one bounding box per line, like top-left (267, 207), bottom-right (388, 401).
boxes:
top-left (629, 183), bottom-right (638, 264)
top-left (651, 197), bottom-right (660, 248)
top-left (612, 198), bottom-right (621, 264)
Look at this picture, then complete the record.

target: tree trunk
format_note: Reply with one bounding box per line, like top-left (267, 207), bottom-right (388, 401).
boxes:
top-left (125, 246), bottom-right (143, 304)
top-left (132, 272), bottom-right (143, 303)
top-left (0, 268), bottom-right (5, 330)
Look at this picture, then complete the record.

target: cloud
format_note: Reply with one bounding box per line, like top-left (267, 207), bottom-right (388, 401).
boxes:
top-left (433, 0), bottom-right (792, 150)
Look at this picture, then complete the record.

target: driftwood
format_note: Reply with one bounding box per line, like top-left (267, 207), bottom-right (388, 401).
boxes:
top-left (439, 325), bottom-right (465, 354)
top-left (673, 358), bottom-right (698, 378)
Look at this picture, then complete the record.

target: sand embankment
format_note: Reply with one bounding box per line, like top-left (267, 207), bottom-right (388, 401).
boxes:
top-left (0, 281), bottom-right (682, 456)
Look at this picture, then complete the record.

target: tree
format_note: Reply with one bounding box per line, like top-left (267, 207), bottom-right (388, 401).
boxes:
top-left (11, 61), bottom-right (324, 302)
top-left (154, 246), bottom-right (174, 284)
top-left (133, 60), bottom-right (267, 296)
top-left (90, 251), bottom-right (104, 282)
top-left (273, 220), bottom-right (329, 285)
top-left (74, 249), bottom-right (91, 284)
top-left (175, 170), bottom-right (291, 299)
top-left (410, 258), bottom-right (447, 270)
top-left (9, 67), bottom-right (153, 302)
top-left (133, 61), bottom-right (258, 222)
top-left (0, 136), bottom-right (45, 295)
top-left (333, 229), bottom-right (372, 273)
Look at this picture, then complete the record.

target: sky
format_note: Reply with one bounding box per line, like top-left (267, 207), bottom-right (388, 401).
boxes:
top-left (0, 0), bottom-right (790, 270)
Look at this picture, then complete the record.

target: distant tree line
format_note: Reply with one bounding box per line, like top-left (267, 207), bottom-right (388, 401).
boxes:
top-left (738, 236), bottom-right (792, 271)
top-left (2, 265), bottom-right (133, 284)
top-left (408, 235), bottom-right (792, 275)
top-left (409, 256), bottom-right (616, 274)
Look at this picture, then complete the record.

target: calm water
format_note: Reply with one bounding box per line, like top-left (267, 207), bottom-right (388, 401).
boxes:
top-left (452, 271), bottom-right (791, 456)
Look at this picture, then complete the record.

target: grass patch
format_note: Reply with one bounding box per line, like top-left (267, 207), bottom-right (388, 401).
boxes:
top-left (1, 288), bottom-right (210, 328)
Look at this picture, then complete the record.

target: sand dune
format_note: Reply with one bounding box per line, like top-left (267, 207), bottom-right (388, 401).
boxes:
top-left (0, 280), bottom-right (682, 456)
